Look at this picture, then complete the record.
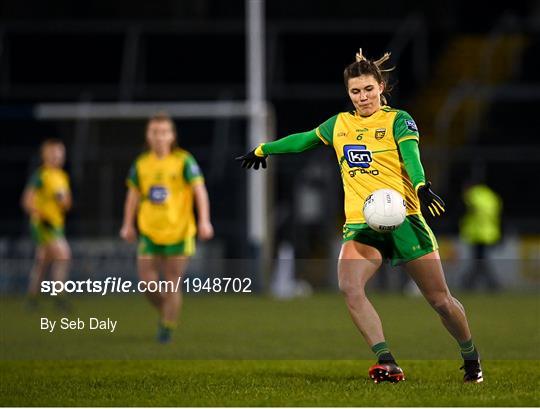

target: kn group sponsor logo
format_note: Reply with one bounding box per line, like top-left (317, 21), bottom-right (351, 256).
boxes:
top-left (343, 144), bottom-right (372, 168)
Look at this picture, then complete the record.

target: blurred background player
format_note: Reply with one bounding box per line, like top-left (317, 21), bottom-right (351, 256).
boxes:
top-left (459, 176), bottom-right (503, 291)
top-left (21, 138), bottom-right (72, 310)
top-left (120, 112), bottom-right (214, 343)
top-left (237, 49), bottom-right (483, 384)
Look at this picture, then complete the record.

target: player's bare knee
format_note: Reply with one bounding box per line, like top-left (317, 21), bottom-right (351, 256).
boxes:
top-left (429, 294), bottom-right (454, 318)
top-left (57, 249), bottom-right (71, 262)
top-left (62, 247), bottom-right (72, 261)
top-left (51, 242), bottom-right (71, 261)
top-left (35, 253), bottom-right (48, 267)
top-left (138, 267), bottom-right (158, 282)
top-left (337, 276), bottom-right (347, 293)
top-left (451, 296), bottom-right (466, 313)
top-left (338, 278), bottom-right (366, 301)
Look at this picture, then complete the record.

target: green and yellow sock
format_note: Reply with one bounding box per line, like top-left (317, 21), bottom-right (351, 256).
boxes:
top-left (157, 319), bottom-right (176, 343)
top-left (160, 320), bottom-right (177, 330)
top-left (459, 339), bottom-right (479, 360)
top-left (371, 341), bottom-right (396, 363)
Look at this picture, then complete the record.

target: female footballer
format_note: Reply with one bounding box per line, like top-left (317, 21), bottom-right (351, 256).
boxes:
top-left (120, 112), bottom-right (214, 343)
top-left (22, 138), bottom-right (72, 310)
top-left (236, 49), bottom-right (483, 383)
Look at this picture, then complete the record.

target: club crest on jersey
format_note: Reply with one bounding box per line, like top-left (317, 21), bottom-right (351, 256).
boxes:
top-left (343, 144), bottom-right (372, 168)
top-left (405, 119), bottom-right (418, 132)
top-left (375, 128), bottom-right (386, 140)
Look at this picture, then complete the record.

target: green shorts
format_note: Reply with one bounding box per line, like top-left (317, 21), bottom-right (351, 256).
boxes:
top-left (343, 214), bottom-right (438, 266)
top-left (138, 234), bottom-right (195, 257)
top-left (30, 221), bottom-right (64, 246)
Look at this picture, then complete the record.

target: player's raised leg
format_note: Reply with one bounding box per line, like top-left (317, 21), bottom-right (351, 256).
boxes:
top-left (338, 240), bottom-right (404, 383)
top-left (405, 250), bottom-right (483, 383)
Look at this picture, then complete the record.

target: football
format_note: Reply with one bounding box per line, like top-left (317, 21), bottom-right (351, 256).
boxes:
top-left (363, 188), bottom-right (406, 232)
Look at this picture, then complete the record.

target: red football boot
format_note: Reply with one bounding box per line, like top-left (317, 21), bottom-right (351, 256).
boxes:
top-left (368, 362), bottom-right (405, 384)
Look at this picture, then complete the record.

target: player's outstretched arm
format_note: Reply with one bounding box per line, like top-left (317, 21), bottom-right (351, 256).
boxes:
top-left (235, 129), bottom-right (323, 170)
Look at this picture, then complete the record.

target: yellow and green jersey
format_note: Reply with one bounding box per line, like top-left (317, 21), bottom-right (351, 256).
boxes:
top-left (127, 148), bottom-right (204, 245)
top-left (26, 167), bottom-right (70, 228)
top-left (315, 107), bottom-right (423, 224)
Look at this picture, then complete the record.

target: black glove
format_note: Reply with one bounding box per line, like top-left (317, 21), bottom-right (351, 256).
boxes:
top-left (417, 181), bottom-right (446, 217)
top-left (235, 149), bottom-right (267, 170)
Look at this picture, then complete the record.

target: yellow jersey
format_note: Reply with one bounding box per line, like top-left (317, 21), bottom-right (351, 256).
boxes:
top-left (27, 167), bottom-right (70, 228)
top-left (127, 148), bottom-right (204, 245)
top-left (316, 106), bottom-right (422, 224)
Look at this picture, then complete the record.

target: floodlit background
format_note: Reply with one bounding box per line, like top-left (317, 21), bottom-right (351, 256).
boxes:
top-left (0, 2), bottom-right (539, 304)
top-left (0, 1), bottom-right (539, 406)
top-left (1, 1), bottom-right (539, 294)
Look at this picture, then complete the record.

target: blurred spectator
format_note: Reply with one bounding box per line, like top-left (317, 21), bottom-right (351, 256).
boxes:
top-left (459, 180), bottom-right (502, 291)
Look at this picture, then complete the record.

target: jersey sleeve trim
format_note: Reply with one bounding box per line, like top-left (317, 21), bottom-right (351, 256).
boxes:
top-left (189, 176), bottom-right (205, 186)
top-left (255, 144), bottom-right (266, 156)
top-left (315, 114), bottom-right (338, 145)
top-left (315, 128), bottom-right (330, 145)
top-left (415, 181), bottom-right (426, 192)
top-left (397, 135), bottom-right (419, 144)
top-left (126, 179), bottom-right (138, 190)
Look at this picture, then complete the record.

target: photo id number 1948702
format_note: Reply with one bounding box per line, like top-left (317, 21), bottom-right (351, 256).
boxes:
top-left (184, 277), bottom-right (252, 293)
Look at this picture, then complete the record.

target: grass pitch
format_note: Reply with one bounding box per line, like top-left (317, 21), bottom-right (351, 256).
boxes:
top-left (1, 292), bottom-right (539, 406)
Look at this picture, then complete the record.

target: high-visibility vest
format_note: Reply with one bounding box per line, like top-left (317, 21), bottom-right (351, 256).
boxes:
top-left (459, 184), bottom-right (502, 245)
